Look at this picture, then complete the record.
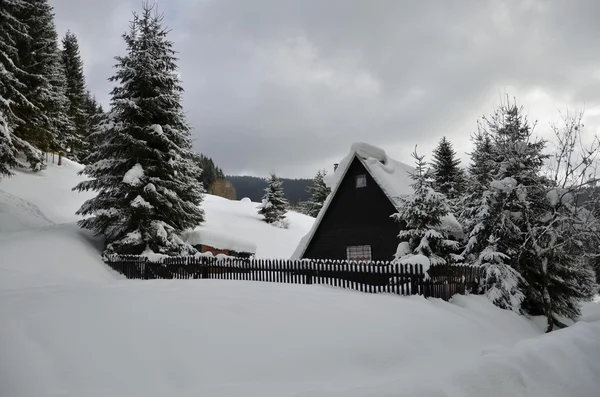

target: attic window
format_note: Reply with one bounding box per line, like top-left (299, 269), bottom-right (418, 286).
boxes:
top-left (347, 245), bottom-right (372, 261)
top-left (355, 174), bottom-right (367, 188)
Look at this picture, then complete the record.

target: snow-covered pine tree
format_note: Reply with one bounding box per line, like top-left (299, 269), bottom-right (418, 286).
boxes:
top-left (301, 169), bottom-right (331, 217)
top-left (258, 172), bottom-right (288, 225)
top-left (74, 3), bottom-right (205, 256)
top-left (519, 111), bottom-right (599, 331)
top-left (80, 91), bottom-right (104, 163)
top-left (467, 128), bottom-right (495, 190)
top-left (478, 235), bottom-right (525, 311)
top-left (61, 31), bottom-right (89, 162)
top-left (456, 130), bottom-right (495, 228)
top-left (430, 136), bottom-right (465, 201)
top-left (461, 101), bottom-right (544, 313)
top-left (393, 148), bottom-right (462, 271)
top-left (0, 0), bottom-right (48, 177)
top-left (12, 0), bottom-right (70, 167)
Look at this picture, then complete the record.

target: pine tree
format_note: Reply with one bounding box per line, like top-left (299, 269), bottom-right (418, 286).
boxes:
top-left (61, 31), bottom-right (89, 161)
top-left (458, 129), bottom-right (495, 231)
top-left (258, 172), bottom-right (288, 224)
top-left (79, 91), bottom-right (104, 163)
top-left (467, 129), bottom-right (495, 191)
top-left (12, 0), bottom-right (70, 168)
top-left (393, 149), bottom-right (462, 270)
top-left (430, 136), bottom-right (465, 200)
top-left (0, 0), bottom-right (46, 176)
top-left (462, 101), bottom-right (544, 313)
top-left (301, 169), bottom-right (331, 217)
top-left (463, 99), bottom-right (598, 324)
top-left (198, 154), bottom-right (224, 191)
top-left (478, 235), bottom-right (525, 312)
top-left (74, 3), bottom-right (204, 256)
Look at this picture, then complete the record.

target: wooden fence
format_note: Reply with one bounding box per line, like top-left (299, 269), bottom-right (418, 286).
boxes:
top-left (105, 256), bottom-right (482, 301)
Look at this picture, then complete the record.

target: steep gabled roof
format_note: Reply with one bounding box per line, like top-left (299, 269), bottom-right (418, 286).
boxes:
top-left (291, 142), bottom-right (463, 260)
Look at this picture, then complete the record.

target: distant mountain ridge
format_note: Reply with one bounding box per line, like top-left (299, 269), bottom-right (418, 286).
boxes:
top-left (226, 175), bottom-right (311, 205)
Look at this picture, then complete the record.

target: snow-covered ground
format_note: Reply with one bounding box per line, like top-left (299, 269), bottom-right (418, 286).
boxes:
top-left (0, 160), bottom-right (599, 397)
top-left (198, 195), bottom-right (313, 257)
top-left (0, 159), bottom-right (314, 258)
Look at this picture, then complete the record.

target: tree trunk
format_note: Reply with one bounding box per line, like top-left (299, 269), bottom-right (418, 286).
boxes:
top-left (541, 258), bottom-right (554, 333)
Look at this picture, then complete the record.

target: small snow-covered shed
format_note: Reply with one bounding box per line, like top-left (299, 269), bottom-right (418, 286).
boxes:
top-left (182, 229), bottom-right (257, 258)
top-left (292, 142), bottom-right (463, 261)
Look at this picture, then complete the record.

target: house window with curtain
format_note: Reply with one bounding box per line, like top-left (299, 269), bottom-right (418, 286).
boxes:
top-left (346, 245), bottom-right (372, 261)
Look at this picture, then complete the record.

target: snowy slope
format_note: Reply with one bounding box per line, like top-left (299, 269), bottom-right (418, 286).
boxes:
top-left (199, 194), bottom-right (314, 258)
top-left (0, 160), bottom-right (314, 257)
top-left (0, 159), bottom-right (94, 229)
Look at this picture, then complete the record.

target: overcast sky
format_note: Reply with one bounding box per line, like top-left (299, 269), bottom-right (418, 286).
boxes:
top-left (51, 0), bottom-right (600, 178)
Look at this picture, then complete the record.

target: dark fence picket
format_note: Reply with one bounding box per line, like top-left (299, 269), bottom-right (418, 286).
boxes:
top-left (104, 255), bottom-right (480, 301)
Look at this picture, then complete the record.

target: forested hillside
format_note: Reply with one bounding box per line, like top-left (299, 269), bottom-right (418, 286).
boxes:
top-left (226, 175), bottom-right (311, 204)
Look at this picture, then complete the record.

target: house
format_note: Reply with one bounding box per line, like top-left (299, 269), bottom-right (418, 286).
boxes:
top-left (182, 229), bottom-right (256, 258)
top-left (292, 142), bottom-right (463, 262)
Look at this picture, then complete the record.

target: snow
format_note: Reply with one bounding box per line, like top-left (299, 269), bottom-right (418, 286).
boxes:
top-left (0, 158), bottom-right (94, 229)
top-left (149, 124), bottom-right (163, 135)
top-left (182, 228), bottom-right (257, 254)
top-left (324, 142), bottom-right (414, 199)
top-left (490, 176), bottom-right (518, 192)
top-left (547, 188), bottom-right (559, 207)
top-left (350, 142), bottom-right (387, 163)
top-left (398, 253), bottom-right (431, 272)
top-left (440, 213), bottom-right (464, 239)
top-left (122, 162), bottom-right (144, 186)
top-left (195, 195), bottom-right (313, 258)
top-left (1, 158), bottom-right (599, 397)
top-left (130, 195), bottom-right (152, 208)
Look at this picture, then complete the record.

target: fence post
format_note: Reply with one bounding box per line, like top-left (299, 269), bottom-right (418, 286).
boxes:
top-left (201, 257), bottom-right (209, 279)
top-left (143, 257), bottom-right (149, 280)
top-left (306, 265), bottom-right (313, 285)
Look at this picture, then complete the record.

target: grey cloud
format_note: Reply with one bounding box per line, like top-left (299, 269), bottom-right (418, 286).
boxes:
top-left (51, 0), bottom-right (600, 177)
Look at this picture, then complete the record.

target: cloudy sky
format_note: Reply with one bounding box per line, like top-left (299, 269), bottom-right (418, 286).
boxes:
top-left (51, 0), bottom-right (600, 178)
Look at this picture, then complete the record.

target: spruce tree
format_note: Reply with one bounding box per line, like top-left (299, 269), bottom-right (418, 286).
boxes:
top-left (467, 129), bottom-right (494, 191)
top-left (80, 91), bottom-right (104, 163)
top-left (74, 4), bottom-right (204, 256)
top-left (393, 149), bottom-right (462, 270)
top-left (463, 100), bottom-right (598, 324)
top-left (13, 0), bottom-right (70, 167)
top-left (462, 102), bottom-right (544, 313)
top-left (478, 235), bottom-right (525, 312)
top-left (301, 169), bottom-right (331, 217)
top-left (0, 0), bottom-right (46, 176)
top-left (258, 172), bottom-right (288, 224)
top-left (198, 154), bottom-right (224, 190)
top-left (61, 31), bottom-right (89, 161)
top-left (430, 136), bottom-right (465, 200)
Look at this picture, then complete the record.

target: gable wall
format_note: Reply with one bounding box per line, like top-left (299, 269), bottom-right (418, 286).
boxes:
top-left (303, 157), bottom-right (401, 261)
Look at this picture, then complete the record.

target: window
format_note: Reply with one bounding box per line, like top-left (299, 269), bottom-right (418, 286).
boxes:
top-left (346, 245), bottom-right (372, 261)
top-left (355, 174), bottom-right (367, 188)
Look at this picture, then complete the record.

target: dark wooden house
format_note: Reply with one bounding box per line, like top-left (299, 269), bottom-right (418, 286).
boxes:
top-left (292, 143), bottom-right (463, 262)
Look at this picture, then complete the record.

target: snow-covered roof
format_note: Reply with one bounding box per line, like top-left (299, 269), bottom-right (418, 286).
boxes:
top-left (182, 229), bottom-right (257, 254)
top-left (292, 142), bottom-right (463, 259)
